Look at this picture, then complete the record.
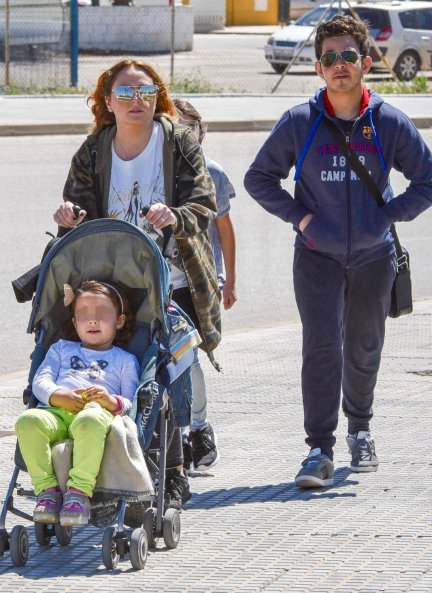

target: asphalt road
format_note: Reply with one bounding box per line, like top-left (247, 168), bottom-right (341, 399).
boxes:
top-left (1, 129), bottom-right (432, 376)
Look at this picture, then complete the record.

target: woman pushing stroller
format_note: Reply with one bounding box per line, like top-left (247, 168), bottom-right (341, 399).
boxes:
top-left (52, 58), bottom-right (221, 505)
top-left (15, 280), bottom-right (140, 527)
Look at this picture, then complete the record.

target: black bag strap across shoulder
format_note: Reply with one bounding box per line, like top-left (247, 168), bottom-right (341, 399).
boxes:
top-left (323, 117), bottom-right (405, 262)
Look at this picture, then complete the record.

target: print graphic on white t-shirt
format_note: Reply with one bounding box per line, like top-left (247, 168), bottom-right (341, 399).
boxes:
top-left (109, 161), bottom-right (165, 238)
top-left (108, 122), bottom-right (189, 290)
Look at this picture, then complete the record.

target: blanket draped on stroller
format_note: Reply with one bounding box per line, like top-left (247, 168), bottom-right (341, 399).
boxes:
top-left (52, 415), bottom-right (155, 527)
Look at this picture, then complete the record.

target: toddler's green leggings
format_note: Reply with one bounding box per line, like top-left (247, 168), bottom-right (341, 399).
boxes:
top-left (15, 406), bottom-right (114, 496)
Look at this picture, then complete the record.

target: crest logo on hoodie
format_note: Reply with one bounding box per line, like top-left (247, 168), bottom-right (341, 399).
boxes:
top-left (362, 126), bottom-right (373, 140)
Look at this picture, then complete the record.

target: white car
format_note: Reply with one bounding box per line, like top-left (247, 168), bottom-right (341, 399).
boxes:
top-left (265, 1), bottom-right (432, 80)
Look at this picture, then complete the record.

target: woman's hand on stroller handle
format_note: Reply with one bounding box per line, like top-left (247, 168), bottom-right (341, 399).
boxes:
top-left (140, 203), bottom-right (175, 229)
top-left (53, 201), bottom-right (87, 228)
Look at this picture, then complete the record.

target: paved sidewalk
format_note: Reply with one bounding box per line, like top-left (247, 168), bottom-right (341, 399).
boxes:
top-left (1, 299), bottom-right (432, 592)
top-left (1, 94), bottom-right (432, 135)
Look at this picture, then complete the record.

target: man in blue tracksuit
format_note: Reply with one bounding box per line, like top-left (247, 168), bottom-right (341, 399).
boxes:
top-left (244, 15), bottom-right (432, 488)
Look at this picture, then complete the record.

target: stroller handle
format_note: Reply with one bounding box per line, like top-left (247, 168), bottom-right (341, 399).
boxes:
top-left (140, 207), bottom-right (175, 261)
top-left (72, 205), bottom-right (84, 219)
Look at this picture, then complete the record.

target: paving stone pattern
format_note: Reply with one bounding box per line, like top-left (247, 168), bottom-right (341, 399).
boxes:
top-left (0, 301), bottom-right (431, 592)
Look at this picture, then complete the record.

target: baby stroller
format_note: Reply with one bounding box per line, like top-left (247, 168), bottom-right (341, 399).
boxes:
top-left (0, 218), bottom-right (199, 570)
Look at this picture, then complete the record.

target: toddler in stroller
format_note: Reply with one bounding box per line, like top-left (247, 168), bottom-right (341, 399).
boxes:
top-left (15, 279), bottom-right (140, 528)
top-left (1, 218), bottom-right (199, 570)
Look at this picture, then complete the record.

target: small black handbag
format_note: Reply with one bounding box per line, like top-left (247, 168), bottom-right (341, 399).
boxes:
top-left (325, 119), bottom-right (413, 318)
top-left (388, 246), bottom-right (412, 318)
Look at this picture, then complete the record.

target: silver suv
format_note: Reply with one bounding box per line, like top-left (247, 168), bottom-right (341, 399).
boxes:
top-left (265, 1), bottom-right (432, 80)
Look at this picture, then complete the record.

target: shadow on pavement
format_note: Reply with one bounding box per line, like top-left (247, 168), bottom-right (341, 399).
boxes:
top-left (186, 467), bottom-right (358, 509)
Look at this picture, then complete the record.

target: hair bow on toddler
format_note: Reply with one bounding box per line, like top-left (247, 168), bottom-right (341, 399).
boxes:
top-left (63, 284), bottom-right (75, 307)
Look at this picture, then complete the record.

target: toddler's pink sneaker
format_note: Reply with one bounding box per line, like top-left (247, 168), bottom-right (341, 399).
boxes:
top-left (33, 487), bottom-right (63, 524)
top-left (59, 488), bottom-right (91, 526)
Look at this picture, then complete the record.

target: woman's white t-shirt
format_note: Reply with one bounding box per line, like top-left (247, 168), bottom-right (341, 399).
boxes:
top-left (108, 121), bottom-right (188, 289)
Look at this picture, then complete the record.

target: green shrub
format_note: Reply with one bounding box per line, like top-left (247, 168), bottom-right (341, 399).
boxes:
top-left (0, 85), bottom-right (88, 95)
top-left (371, 76), bottom-right (431, 94)
top-left (169, 72), bottom-right (223, 94)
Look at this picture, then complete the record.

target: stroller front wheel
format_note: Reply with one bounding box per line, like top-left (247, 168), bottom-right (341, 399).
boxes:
top-left (143, 507), bottom-right (158, 548)
top-left (55, 524), bottom-right (73, 546)
top-left (10, 525), bottom-right (29, 567)
top-left (34, 522), bottom-right (52, 546)
top-left (102, 526), bottom-right (120, 570)
top-left (163, 508), bottom-right (181, 549)
top-left (129, 528), bottom-right (148, 570)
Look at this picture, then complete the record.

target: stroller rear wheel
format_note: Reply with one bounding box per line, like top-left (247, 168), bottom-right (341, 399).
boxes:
top-left (163, 508), bottom-right (181, 549)
top-left (129, 528), bottom-right (148, 570)
top-left (102, 526), bottom-right (120, 570)
top-left (143, 507), bottom-right (158, 548)
top-left (55, 524), bottom-right (73, 546)
top-left (10, 525), bottom-right (29, 567)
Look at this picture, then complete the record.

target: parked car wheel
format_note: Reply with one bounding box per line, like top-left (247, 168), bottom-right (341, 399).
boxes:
top-left (394, 51), bottom-right (420, 81)
top-left (270, 62), bottom-right (287, 74)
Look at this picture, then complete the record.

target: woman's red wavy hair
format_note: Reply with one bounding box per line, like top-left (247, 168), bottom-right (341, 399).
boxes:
top-left (87, 58), bottom-right (176, 134)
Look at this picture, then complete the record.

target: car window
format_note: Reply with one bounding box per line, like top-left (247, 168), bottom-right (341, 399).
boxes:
top-left (295, 6), bottom-right (341, 27)
top-left (355, 8), bottom-right (391, 30)
top-left (399, 9), bottom-right (418, 29)
top-left (416, 8), bottom-right (432, 30)
top-left (399, 8), bottom-right (432, 30)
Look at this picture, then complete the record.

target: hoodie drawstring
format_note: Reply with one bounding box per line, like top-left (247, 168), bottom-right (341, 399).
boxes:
top-left (294, 108), bottom-right (387, 181)
top-left (294, 112), bottom-right (323, 181)
top-left (368, 108), bottom-right (387, 172)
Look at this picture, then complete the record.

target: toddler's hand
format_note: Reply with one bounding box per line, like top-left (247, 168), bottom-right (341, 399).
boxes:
top-left (80, 385), bottom-right (117, 411)
top-left (49, 388), bottom-right (86, 413)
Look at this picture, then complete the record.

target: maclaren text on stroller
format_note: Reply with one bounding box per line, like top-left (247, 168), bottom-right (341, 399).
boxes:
top-left (0, 218), bottom-right (200, 570)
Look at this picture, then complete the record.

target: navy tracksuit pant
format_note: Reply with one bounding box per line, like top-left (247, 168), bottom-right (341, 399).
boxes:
top-left (293, 248), bottom-right (396, 459)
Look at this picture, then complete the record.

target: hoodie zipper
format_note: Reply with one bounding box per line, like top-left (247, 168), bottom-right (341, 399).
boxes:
top-left (345, 130), bottom-right (352, 267)
top-left (345, 132), bottom-right (352, 268)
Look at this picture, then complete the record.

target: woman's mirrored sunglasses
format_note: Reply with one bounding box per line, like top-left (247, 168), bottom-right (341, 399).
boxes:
top-left (319, 50), bottom-right (362, 68)
top-left (112, 84), bottom-right (159, 102)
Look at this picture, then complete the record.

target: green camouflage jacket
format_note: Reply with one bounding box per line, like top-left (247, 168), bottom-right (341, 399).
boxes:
top-left (61, 117), bottom-right (222, 357)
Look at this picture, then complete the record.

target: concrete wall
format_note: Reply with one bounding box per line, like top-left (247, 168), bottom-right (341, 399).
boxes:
top-left (78, 5), bottom-right (193, 52)
top-left (189, 0), bottom-right (225, 33)
top-left (131, 0), bottom-right (225, 32)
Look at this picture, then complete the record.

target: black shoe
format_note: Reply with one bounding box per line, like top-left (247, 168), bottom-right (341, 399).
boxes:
top-left (346, 431), bottom-right (379, 472)
top-left (182, 439), bottom-right (193, 472)
top-left (165, 469), bottom-right (192, 510)
top-left (190, 424), bottom-right (220, 471)
top-left (295, 448), bottom-right (334, 488)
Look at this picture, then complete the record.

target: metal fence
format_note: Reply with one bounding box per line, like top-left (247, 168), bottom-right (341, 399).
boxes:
top-left (0, 0), bottom-right (398, 95)
top-left (0, 0), bottom-right (71, 90)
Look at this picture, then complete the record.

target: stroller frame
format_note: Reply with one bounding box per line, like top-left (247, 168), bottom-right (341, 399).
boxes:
top-left (0, 219), bottom-right (190, 570)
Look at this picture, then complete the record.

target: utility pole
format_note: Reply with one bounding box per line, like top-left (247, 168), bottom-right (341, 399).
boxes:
top-left (169, 0), bottom-right (175, 85)
top-left (5, 0), bottom-right (10, 87)
top-left (70, 0), bottom-right (79, 87)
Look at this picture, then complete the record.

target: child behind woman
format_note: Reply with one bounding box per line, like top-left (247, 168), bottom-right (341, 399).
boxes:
top-left (15, 280), bottom-right (140, 527)
top-left (174, 98), bottom-right (237, 472)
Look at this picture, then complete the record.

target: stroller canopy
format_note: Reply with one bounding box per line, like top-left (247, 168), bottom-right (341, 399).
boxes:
top-left (28, 219), bottom-right (171, 345)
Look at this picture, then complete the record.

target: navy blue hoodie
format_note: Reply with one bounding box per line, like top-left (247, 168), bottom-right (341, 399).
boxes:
top-left (244, 88), bottom-right (432, 267)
